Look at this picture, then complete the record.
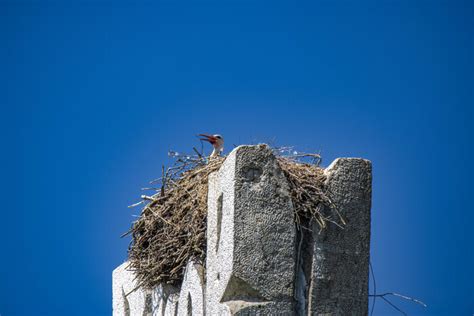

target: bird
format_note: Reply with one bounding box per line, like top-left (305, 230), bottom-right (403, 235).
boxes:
top-left (199, 134), bottom-right (224, 158)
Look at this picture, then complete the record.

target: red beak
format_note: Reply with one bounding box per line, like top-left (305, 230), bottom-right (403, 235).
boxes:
top-left (198, 133), bottom-right (217, 145)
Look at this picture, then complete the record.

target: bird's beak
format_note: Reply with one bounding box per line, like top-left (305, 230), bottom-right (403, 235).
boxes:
top-left (198, 133), bottom-right (217, 145)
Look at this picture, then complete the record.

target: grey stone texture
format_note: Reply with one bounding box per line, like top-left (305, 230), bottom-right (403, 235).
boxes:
top-left (308, 158), bottom-right (372, 315)
top-left (206, 145), bottom-right (296, 315)
top-left (113, 145), bottom-right (372, 316)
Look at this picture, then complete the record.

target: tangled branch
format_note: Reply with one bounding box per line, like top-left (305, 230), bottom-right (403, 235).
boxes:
top-left (370, 262), bottom-right (426, 316)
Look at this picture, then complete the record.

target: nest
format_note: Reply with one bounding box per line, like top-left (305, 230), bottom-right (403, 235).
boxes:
top-left (278, 157), bottom-right (345, 229)
top-left (125, 148), bottom-right (344, 289)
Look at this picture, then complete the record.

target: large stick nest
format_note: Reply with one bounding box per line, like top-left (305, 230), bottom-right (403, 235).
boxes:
top-left (124, 147), bottom-right (344, 289)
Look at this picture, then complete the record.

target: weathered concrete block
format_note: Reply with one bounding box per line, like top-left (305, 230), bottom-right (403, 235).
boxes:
top-left (113, 263), bottom-right (180, 316)
top-left (113, 261), bottom-right (152, 316)
top-left (308, 158), bottom-right (372, 315)
top-left (151, 284), bottom-right (179, 316)
top-left (177, 260), bottom-right (205, 316)
top-left (206, 144), bottom-right (296, 315)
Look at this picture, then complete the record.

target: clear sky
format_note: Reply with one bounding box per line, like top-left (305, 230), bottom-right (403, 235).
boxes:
top-left (1, 1), bottom-right (472, 315)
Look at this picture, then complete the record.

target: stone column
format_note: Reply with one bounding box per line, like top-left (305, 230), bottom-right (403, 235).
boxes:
top-left (112, 261), bottom-right (152, 316)
top-left (206, 145), bottom-right (297, 315)
top-left (151, 284), bottom-right (179, 316)
top-left (177, 260), bottom-right (205, 316)
top-left (308, 158), bottom-right (372, 315)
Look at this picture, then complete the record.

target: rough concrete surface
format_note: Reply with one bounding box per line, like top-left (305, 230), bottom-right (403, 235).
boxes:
top-left (177, 260), bottom-right (205, 316)
top-left (206, 156), bottom-right (235, 316)
top-left (206, 145), bottom-right (296, 315)
top-left (308, 158), bottom-right (372, 316)
top-left (113, 261), bottom-right (152, 316)
top-left (152, 284), bottom-right (179, 316)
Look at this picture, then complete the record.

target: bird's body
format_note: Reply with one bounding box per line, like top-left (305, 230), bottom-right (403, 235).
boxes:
top-left (199, 134), bottom-right (224, 158)
top-left (210, 146), bottom-right (221, 158)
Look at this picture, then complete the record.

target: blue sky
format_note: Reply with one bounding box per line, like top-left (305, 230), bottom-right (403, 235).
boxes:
top-left (1, 1), bottom-right (472, 315)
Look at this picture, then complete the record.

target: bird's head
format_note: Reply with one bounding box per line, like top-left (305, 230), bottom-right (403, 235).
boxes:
top-left (199, 133), bottom-right (224, 152)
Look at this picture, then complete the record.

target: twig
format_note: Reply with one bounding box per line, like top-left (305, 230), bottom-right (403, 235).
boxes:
top-left (369, 261), bottom-right (426, 315)
top-left (370, 261), bottom-right (376, 316)
top-left (369, 292), bottom-right (427, 308)
top-left (141, 187), bottom-right (159, 191)
top-left (193, 147), bottom-right (203, 159)
top-left (141, 195), bottom-right (156, 202)
top-left (381, 296), bottom-right (407, 316)
top-left (161, 165), bottom-right (165, 196)
top-left (128, 200), bottom-right (144, 208)
top-left (291, 153), bottom-right (321, 159)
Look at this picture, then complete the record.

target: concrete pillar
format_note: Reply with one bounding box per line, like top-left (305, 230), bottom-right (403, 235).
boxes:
top-left (112, 261), bottom-right (152, 316)
top-left (308, 158), bottom-right (372, 315)
top-left (206, 145), bottom-right (297, 315)
top-left (177, 260), bottom-right (205, 316)
top-left (151, 284), bottom-right (179, 316)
